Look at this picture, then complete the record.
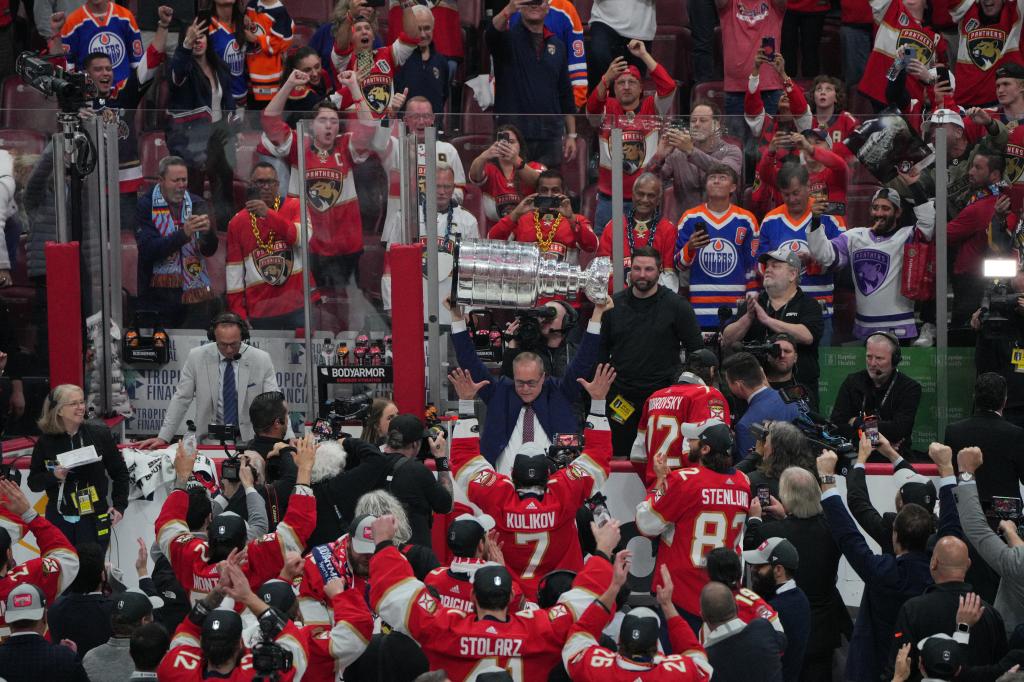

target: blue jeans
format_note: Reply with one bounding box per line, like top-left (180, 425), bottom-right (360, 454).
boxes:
top-left (840, 25), bottom-right (873, 89)
top-left (724, 89), bottom-right (781, 141)
top-left (594, 195), bottom-right (633, 238)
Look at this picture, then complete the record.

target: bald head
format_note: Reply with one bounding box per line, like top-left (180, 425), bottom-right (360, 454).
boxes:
top-left (931, 536), bottom-right (970, 581)
top-left (700, 581), bottom-right (737, 628)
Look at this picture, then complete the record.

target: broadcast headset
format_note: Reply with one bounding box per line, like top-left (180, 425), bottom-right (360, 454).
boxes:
top-left (865, 331), bottom-right (902, 367)
top-left (547, 300), bottom-right (578, 336)
top-left (207, 312), bottom-right (251, 343)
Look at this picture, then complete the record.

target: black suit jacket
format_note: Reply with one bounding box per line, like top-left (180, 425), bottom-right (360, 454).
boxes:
top-left (0, 633), bottom-right (89, 682)
top-left (944, 411), bottom-right (1024, 505)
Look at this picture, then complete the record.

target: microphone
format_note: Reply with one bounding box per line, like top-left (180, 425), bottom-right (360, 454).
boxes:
top-left (233, 353), bottom-right (242, 361)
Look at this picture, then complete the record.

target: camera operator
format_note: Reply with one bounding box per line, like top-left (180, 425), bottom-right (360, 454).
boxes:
top-left (830, 332), bottom-right (922, 459)
top-left (721, 247), bottom-right (824, 410)
top-left (211, 455), bottom-right (269, 539)
top-left (722, 352), bottom-right (801, 460)
top-left (763, 333), bottom-right (806, 395)
top-left (380, 414), bottom-right (453, 549)
top-left (501, 299), bottom-right (579, 379)
top-left (971, 274), bottom-right (1024, 429)
top-left (156, 561), bottom-right (308, 680)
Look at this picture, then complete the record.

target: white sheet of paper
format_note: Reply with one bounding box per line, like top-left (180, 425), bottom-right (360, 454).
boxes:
top-left (58, 444), bottom-right (102, 469)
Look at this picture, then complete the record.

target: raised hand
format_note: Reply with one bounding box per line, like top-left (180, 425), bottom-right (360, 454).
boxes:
top-left (135, 537), bottom-right (149, 577)
top-left (449, 367), bottom-right (490, 400)
top-left (957, 592), bottom-right (985, 626)
top-left (592, 518), bottom-right (621, 556)
top-left (577, 363), bottom-right (617, 401)
top-left (371, 514), bottom-right (398, 544)
top-left (957, 446), bottom-right (983, 475)
top-left (173, 441), bottom-right (196, 484)
top-left (157, 5), bottom-right (174, 26)
top-left (0, 479), bottom-right (29, 516)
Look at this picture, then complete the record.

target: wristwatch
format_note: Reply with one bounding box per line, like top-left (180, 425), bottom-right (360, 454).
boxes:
top-left (818, 474), bottom-right (836, 485)
top-left (957, 622), bottom-right (971, 634)
top-left (958, 472), bottom-right (975, 483)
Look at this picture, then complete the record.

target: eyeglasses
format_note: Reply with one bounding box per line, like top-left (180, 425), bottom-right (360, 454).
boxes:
top-left (514, 379), bottom-right (542, 389)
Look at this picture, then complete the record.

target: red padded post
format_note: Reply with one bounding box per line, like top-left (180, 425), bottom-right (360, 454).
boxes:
top-left (45, 242), bottom-right (83, 389)
top-left (388, 244), bottom-right (425, 418)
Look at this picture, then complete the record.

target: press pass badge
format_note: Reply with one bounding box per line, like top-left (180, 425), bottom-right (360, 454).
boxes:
top-left (608, 395), bottom-right (635, 424)
top-left (76, 489), bottom-right (94, 515)
top-left (1013, 346), bottom-right (1024, 373)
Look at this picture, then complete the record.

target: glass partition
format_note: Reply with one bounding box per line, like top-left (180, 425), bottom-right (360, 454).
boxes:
top-left (0, 92), bottom-right (966, 453)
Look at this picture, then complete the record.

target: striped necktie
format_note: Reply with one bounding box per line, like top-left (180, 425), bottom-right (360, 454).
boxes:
top-left (223, 360), bottom-right (238, 426)
top-left (522, 404), bottom-right (535, 443)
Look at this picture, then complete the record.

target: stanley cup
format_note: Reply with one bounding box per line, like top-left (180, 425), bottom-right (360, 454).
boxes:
top-left (452, 239), bottom-right (612, 308)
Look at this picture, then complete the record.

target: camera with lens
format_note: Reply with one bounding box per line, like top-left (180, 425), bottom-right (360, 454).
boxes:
top-left (506, 306), bottom-right (557, 350)
top-left (16, 53), bottom-right (96, 113)
top-left (251, 612), bottom-right (293, 680)
top-left (208, 423), bottom-right (240, 442)
top-left (777, 387), bottom-right (857, 474)
top-left (741, 340), bottom-right (783, 367)
top-left (547, 432), bottom-right (583, 470)
top-left (534, 195), bottom-right (559, 212)
top-left (220, 452), bottom-right (257, 483)
top-left (748, 421), bottom-right (770, 444)
top-left (980, 280), bottom-right (1023, 334)
top-left (312, 388), bottom-right (373, 442)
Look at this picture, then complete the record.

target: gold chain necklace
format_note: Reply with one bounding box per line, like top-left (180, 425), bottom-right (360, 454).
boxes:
top-left (249, 197), bottom-right (281, 252)
top-left (533, 211), bottom-right (563, 252)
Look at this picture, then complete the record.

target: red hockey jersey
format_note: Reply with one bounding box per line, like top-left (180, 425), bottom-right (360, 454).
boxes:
top-left (451, 415), bottom-right (612, 600)
top-left (297, 534), bottom-right (369, 627)
top-left (629, 383), bottom-right (731, 486)
top-left (699, 586), bottom-right (782, 643)
top-left (587, 64), bottom-right (676, 200)
top-left (476, 161), bottom-right (545, 225)
top-left (487, 211), bottom-right (598, 261)
top-left (301, 588), bottom-right (374, 679)
top-left (859, 0), bottom-right (948, 105)
top-left (332, 40), bottom-right (416, 118)
top-left (370, 544), bottom-right (614, 681)
top-left (226, 198), bottom-right (310, 321)
top-left (596, 216), bottom-right (678, 290)
top-left (155, 487), bottom-right (317, 604)
top-left (564, 612), bottom-right (712, 681)
top-left (951, 0), bottom-right (1024, 106)
top-left (424, 558), bottom-right (528, 613)
top-left (260, 113), bottom-right (371, 257)
top-left (0, 514), bottom-right (79, 637)
top-left (636, 466), bottom-right (751, 616)
top-left (157, 610), bottom-right (308, 681)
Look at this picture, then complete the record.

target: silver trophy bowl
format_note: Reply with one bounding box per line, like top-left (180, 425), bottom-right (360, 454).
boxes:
top-left (452, 239), bottom-right (612, 308)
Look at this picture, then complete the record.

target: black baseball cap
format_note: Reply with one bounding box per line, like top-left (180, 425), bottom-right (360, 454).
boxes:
top-left (619, 607), bottom-right (661, 651)
top-left (511, 453), bottom-right (549, 488)
top-left (473, 564), bottom-right (513, 600)
top-left (998, 62), bottom-right (1024, 80)
top-left (447, 513), bottom-right (496, 557)
top-left (686, 348), bottom-right (719, 369)
top-left (257, 579), bottom-right (297, 615)
top-left (918, 634), bottom-right (965, 677)
top-left (894, 469), bottom-right (937, 511)
top-left (387, 414), bottom-right (430, 447)
top-left (112, 590), bottom-right (159, 625)
top-left (202, 609), bottom-right (243, 643)
top-left (208, 512), bottom-right (246, 547)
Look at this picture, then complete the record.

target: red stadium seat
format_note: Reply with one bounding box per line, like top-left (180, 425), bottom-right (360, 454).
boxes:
top-left (0, 129), bottom-right (46, 156)
top-left (656, 0), bottom-right (688, 26)
top-left (0, 76), bottom-right (58, 132)
top-left (285, 0), bottom-right (334, 24)
top-left (690, 81), bottom-right (725, 113)
top-left (121, 231), bottom-right (138, 298)
top-left (457, 0), bottom-right (481, 28)
top-left (449, 133), bottom-right (491, 176)
top-left (292, 21), bottom-right (317, 49)
top-left (461, 83), bottom-right (494, 136)
top-left (139, 131), bottom-right (168, 180)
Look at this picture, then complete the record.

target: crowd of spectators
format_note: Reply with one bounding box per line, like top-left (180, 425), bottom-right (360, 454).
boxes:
top-left (8, 0), bottom-right (1024, 679)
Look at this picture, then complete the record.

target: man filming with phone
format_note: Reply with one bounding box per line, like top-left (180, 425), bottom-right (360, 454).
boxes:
top-left (226, 163), bottom-right (307, 330)
top-left (487, 169), bottom-right (598, 263)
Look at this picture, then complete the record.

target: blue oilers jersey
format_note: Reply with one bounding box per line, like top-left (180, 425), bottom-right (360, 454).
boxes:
top-left (208, 19), bottom-right (248, 101)
top-left (61, 3), bottom-right (143, 92)
top-left (756, 206), bottom-right (846, 317)
top-left (674, 205), bottom-right (760, 329)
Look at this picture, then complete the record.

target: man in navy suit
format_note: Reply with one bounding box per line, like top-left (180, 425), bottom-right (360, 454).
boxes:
top-left (0, 583), bottom-right (89, 681)
top-left (447, 296), bottom-right (610, 474)
top-left (722, 351), bottom-right (800, 460)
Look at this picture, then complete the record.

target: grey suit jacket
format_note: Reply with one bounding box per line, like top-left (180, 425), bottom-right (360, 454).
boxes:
top-left (956, 481), bottom-right (1024, 631)
top-left (158, 342), bottom-right (281, 443)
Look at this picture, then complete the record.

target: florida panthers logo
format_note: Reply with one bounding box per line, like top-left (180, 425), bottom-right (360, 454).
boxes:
top-left (362, 74), bottom-right (393, 115)
top-left (253, 244), bottom-right (294, 286)
top-left (967, 28), bottom-right (1006, 70)
top-left (306, 168), bottom-right (344, 212)
top-left (1006, 143), bottom-right (1024, 184)
top-left (895, 30), bottom-right (933, 65)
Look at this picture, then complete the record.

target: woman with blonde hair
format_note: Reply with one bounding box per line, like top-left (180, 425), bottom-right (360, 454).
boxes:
top-left (27, 384), bottom-right (129, 549)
